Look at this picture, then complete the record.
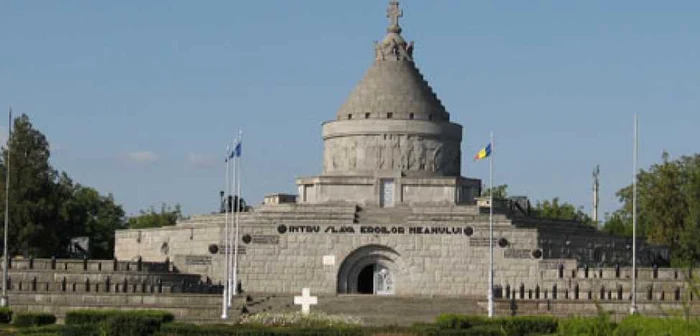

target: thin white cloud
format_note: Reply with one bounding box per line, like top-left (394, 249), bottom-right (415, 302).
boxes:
top-left (187, 152), bottom-right (216, 168)
top-left (127, 151), bottom-right (158, 164)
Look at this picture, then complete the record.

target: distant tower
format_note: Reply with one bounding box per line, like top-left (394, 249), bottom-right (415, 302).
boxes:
top-left (592, 165), bottom-right (600, 225)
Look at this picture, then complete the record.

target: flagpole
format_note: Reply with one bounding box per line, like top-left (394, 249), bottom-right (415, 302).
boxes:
top-left (488, 131), bottom-right (494, 318)
top-left (630, 115), bottom-right (638, 315)
top-left (233, 130), bottom-right (242, 297)
top-left (1, 106), bottom-right (11, 308)
top-left (227, 143), bottom-right (236, 307)
top-left (221, 144), bottom-right (230, 319)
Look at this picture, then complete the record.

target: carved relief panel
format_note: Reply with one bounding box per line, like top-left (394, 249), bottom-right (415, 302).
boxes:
top-left (323, 134), bottom-right (460, 175)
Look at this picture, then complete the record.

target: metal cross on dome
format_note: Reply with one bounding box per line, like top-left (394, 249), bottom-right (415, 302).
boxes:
top-left (387, 1), bottom-right (403, 28)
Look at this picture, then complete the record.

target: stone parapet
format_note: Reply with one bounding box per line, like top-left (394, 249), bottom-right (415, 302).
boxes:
top-left (296, 175), bottom-right (480, 206)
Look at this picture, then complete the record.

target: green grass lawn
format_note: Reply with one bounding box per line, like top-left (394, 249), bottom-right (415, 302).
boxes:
top-left (0, 324), bottom-right (17, 336)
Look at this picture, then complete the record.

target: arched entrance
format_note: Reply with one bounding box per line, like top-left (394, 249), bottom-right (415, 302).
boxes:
top-left (357, 264), bottom-right (374, 294)
top-left (337, 244), bottom-right (399, 295)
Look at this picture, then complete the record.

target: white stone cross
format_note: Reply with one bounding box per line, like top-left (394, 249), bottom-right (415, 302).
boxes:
top-left (387, 1), bottom-right (403, 27)
top-left (293, 287), bottom-right (318, 315)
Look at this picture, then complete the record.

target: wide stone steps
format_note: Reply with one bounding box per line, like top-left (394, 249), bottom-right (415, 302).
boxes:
top-left (233, 294), bottom-right (486, 326)
top-left (9, 290), bottom-right (700, 325)
top-left (177, 206), bottom-right (358, 227)
top-left (312, 295), bottom-right (485, 326)
top-left (240, 217), bottom-right (353, 224)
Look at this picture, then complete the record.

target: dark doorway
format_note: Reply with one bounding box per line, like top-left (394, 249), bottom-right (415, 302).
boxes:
top-left (357, 264), bottom-right (374, 294)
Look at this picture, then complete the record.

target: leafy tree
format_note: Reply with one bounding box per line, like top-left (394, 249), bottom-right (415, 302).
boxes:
top-left (57, 175), bottom-right (126, 258)
top-left (127, 204), bottom-right (182, 229)
top-left (677, 154), bottom-right (700, 265)
top-left (532, 197), bottom-right (593, 225)
top-left (602, 210), bottom-right (632, 237)
top-left (0, 114), bottom-right (125, 258)
top-left (0, 114), bottom-right (60, 257)
top-left (480, 184), bottom-right (593, 225)
top-left (606, 152), bottom-right (700, 266)
top-left (481, 184), bottom-right (508, 199)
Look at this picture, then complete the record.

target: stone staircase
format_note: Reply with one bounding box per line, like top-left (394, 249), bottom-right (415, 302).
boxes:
top-left (228, 294), bottom-right (487, 326)
top-left (177, 204), bottom-right (358, 227)
top-left (313, 295), bottom-right (485, 326)
top-left (7, 291), bottom-right (486, 325)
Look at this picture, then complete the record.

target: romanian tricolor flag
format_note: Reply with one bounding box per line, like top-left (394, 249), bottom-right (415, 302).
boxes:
top-left (474, 143), bottom-right (492, 161)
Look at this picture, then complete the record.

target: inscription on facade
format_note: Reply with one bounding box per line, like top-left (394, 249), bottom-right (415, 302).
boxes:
top-left (185, 255), bottom-right (212, 266)
top-left (218, 246), bottom-right (247, 255)
top-left (252, 235), bottom-right (280, 245)
top-left (280, 224), bottom-right (470, 236)
top-left (504, 249), bottom-right (531, 259)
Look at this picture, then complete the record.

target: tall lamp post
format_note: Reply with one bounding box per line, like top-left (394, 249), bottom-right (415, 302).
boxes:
top-left (1, 106), bottom-right (11, 308)
top-left (630, 115), bottom-right (638, 315)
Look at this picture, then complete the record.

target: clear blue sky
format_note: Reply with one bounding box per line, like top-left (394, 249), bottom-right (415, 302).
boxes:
top-left (1, 1), bottom-right (699, 219)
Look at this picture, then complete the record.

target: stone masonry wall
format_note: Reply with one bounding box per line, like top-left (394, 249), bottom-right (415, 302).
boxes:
top-left (116, 208), bottom-right (548, 297)
top-left (115, 205), bottom-right (668, 298)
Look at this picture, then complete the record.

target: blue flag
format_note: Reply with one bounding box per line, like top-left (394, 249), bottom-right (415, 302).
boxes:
top-left (233, 142), bottom-right (242, 158)
top-left (225, 142), bottom-right (242, 162)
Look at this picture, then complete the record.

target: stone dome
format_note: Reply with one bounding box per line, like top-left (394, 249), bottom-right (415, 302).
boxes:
top-left (321, 1), bottom-right (462, 178)
top-left (336, 61), bottom-right (450, 122)
top-left (336, 3), bottom-right (449, 123)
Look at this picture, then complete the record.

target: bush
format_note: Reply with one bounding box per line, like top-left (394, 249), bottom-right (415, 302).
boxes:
top-left (0, 307), bottom-right (12, 324)
top-left (65, 309), bottom-right (120, 325)
top-left (435, 314), bottom-right (492, 329)
top-left (156, 323), bottom-right (212, 336)
top-left (18, 324), bottom-right (99, 336)
top-left (99, 314), bottom-right (163, 336)
top-left (499, 316), bottom-right (558, 336)
top-left (558, 316), bottom-right (615, 336)
top-left (408, 323), bottom-right (441, 335)
top-left (157, 323), bottom-right (373, 336)
top-left (461, 325), bottom-right (506, 336)
top-left (434, 314), bottom-right (557, 335)
top-left (13, 312), bottom-right (56, 328)
top-left (614, 315), bottom-right (700, 336)
top-left (65, 309), bottom-right (174, 325)
top-left (157, 324), bottom-right (458, 336)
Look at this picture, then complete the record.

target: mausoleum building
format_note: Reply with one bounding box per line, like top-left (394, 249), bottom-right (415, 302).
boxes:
top-left (115, 1), bottom-right (665, 299)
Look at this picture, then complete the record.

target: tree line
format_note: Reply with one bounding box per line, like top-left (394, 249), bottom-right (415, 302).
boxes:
top-left (0, 114), bottom-right (182, 259)
top-left (481, 184), bottom-right (594, 225)
top-left (483, 152), bottom-right (700, 266)
top-left (603, 152), bottom-right (700, 266)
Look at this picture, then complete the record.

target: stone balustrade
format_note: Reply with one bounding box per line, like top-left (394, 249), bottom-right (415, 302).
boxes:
top-left (0, 257), bottom-right (218, 294)
top-left (541, 264), bottom-right (697, 282)
top-left (1, 276), bottom-right (221, 295)
top-left (500, 281), bottom-right (694, 303)
top-left (3, 257), bottom-right (169, 273)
